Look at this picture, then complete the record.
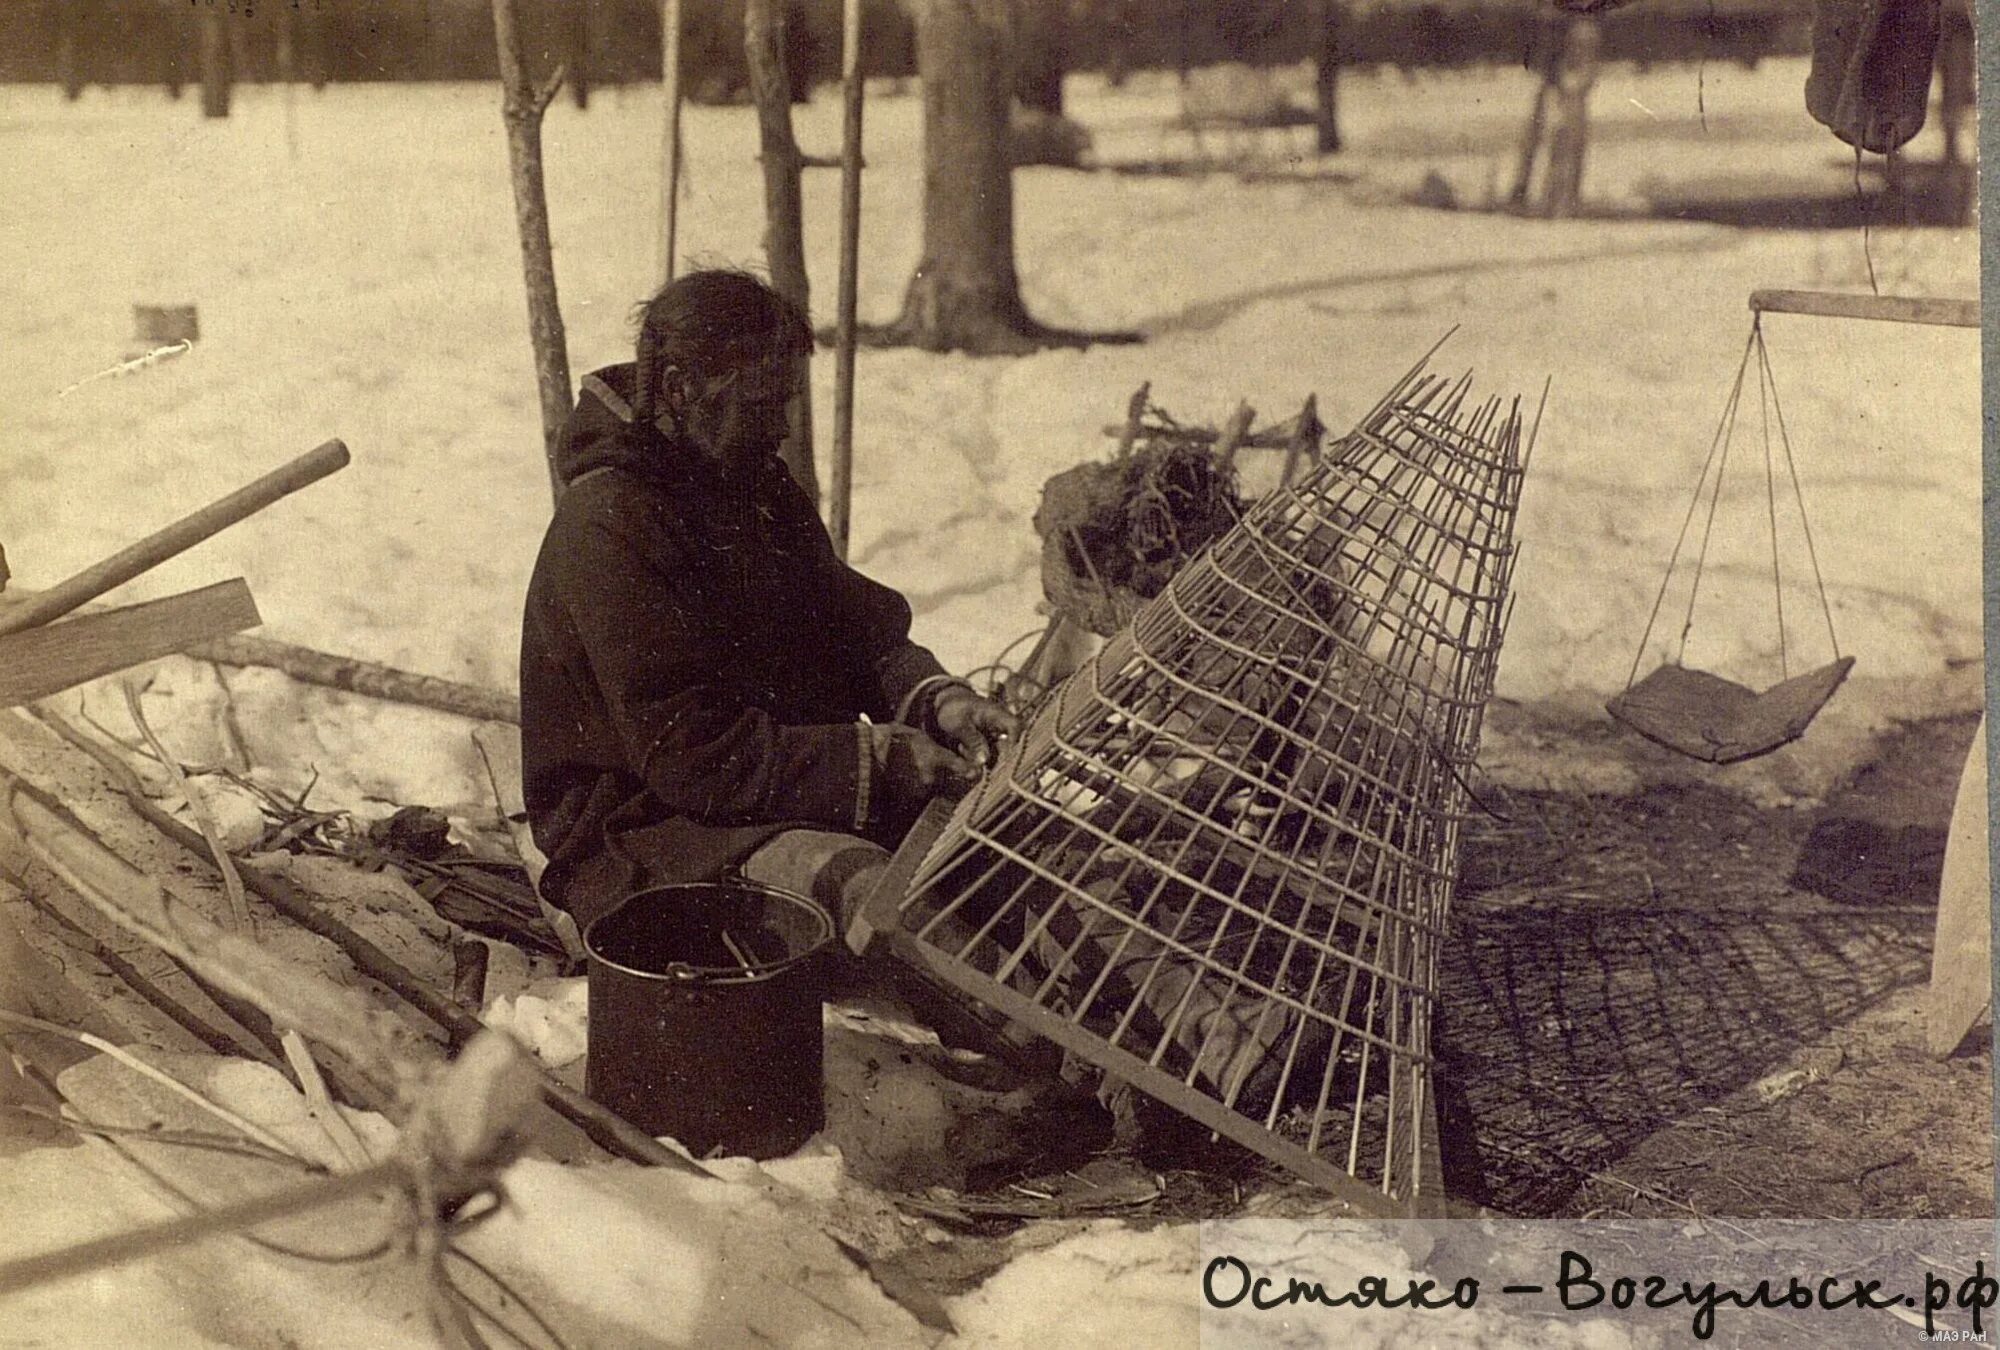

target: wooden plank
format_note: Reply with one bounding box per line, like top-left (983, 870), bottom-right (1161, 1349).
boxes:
top-left (1749, 289), bottom-right (1980, 330)
top-left (1928, 715), bottom-right (1990, 1057)
top-left (0, 441), bottom-right (343, 639)
top-left (0, 579), bottom-right (260, 708)
top-left (0, 586), bottom-right (516, 723)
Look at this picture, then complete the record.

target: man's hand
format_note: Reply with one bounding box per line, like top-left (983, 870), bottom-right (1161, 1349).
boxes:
top-left (872, 724), bottom-right (980, 837)
top-left (933, 686), bottom-right (1022, 770)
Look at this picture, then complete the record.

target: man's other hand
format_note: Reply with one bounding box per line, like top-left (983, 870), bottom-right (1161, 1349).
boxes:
top-left (933, 686), bottom-right (1022, 770)
top-left (873, 725), bottom-right (980, 836)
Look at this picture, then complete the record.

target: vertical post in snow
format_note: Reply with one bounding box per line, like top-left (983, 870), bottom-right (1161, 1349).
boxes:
top-left (1314, 0), bottom-right (1342, 154)
top-left (492, 0), bottom-right (574, 503)
top-left (830, 0), bottom-right (866, 559)
top-left (278, 2), bottom-right (299, 161)
top-left (660, 0), bottom-right (685, 284)
top-left (745, 0), bottom-right (820, 505)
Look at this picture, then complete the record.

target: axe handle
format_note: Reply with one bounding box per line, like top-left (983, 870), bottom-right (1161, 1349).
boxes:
top-left (0, 439), bottom-right (348, 639)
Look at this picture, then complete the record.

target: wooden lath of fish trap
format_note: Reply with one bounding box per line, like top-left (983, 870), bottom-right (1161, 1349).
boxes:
top-left (861, 355), bottom-right (1535, 1215)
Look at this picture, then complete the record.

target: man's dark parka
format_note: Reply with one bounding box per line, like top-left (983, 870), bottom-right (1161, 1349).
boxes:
top-left (519, 364), bottom-right (948, 929)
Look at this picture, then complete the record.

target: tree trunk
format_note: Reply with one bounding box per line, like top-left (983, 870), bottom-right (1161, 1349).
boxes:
top-left (1105, 0), bottom-right (1131, 88)
top-left (277, 6), bottom-right (299, 160)
top-left (745, 0), bottom-right (820, 505)
top-left (56, 1), bottom-right (83, 102)
top-left (830, 0), bottom-right (865, 560)
top-left (492, 0), bottom-right (575, 502)
top-left (1015, 0), bottom-right (1065, 115)
top-left (277, 7), bottom-right (296, 87)
top-left (198, 4), bottom-right (232, 119)
top-left (1314, 0), bottom-right (1343, 154)
top-left (1537, 18), bottom-right (1601, 219)
top-left (1508, 18), bottom-right (1560, 209)
top-left (1937, 0), bottom-right (1974, 224)
top-left (891, 0), bottom-right (1043, 353)
top-left (570, 0), bottom-right (593, 110)
top-left (304, 6), bottom-right (327, 91)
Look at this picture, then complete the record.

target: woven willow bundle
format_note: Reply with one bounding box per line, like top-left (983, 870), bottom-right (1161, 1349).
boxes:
top-left (883, 359), bottom-right (1532, 1213)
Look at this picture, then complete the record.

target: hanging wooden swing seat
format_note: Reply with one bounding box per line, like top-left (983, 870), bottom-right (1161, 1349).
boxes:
top-left (1607, 306), bottom-right (1852, 764)
top-left (1608, 656), bottom-right (1854, 765)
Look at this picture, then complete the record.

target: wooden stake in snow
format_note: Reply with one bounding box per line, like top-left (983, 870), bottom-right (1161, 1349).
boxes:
top-left (491, 0), bottom-right (575, 503)
top-left (659, 0), bottom-right (685, 283)
top-left (830, 0), bottom-right (866, 559)
top-left (1314, 0), bottom-right (1343, 154)
top-left (746, 0), bottom-right (821, 506)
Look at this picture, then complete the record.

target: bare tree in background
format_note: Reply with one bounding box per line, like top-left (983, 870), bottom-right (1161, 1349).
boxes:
top-left (55, 0), bottom-right (84, 102)
top-left (1315, 0), bottom-right (1343, 154)
top-left (873, 0), bottom-right (1133, 355)
top-left (746, 0), bottom-right (821, 503)
top-left (569, 0), bottom-right (593, 110)
top-left (198, 2), bottom-right (232, 118)
top-left (1015, 0), bottom-right (1066, 115)
top-left (1510, 14), bottom-right (1601, 218)
top-left (492, 0), bottom-right (574, 500)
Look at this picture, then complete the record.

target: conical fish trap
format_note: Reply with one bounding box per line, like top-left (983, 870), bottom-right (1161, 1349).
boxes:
top-left (882, 362), bottom-right (1529, 1213)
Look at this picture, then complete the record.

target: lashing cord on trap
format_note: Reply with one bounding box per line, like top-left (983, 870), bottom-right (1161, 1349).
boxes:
top-left (1622, 315), bottom-right (1843, 692)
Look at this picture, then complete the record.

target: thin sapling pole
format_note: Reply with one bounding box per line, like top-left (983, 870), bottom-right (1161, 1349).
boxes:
top-left (831, 0), bottom-right (865, 558)
top-left (491, 0), bottom-right (575, 503)
top-left (660, 0), bottom-right (685, 283)
top-left (745, 0), bottom-right (820, 504)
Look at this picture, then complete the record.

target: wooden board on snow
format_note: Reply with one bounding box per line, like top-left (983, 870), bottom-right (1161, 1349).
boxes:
top-left (1927, 715), bottom-right (1990, 1058)
top-left (0, 579), bottom-right (260, 707)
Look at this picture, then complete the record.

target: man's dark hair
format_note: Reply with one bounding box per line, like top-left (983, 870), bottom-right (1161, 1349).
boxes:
top-left (631, 269), bottom-right (815, 425)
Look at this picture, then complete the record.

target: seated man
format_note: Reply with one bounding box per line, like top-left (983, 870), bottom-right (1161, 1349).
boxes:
top-left (519, 269), bottom-right (1017, 963)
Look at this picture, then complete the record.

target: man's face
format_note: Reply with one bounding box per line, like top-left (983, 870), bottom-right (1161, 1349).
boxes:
top-left (676, 355), bottom-right (802, 479)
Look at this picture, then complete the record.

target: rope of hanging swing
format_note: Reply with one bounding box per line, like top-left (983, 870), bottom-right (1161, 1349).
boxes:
top-left (1623, 315), bottom-right (1843, 692)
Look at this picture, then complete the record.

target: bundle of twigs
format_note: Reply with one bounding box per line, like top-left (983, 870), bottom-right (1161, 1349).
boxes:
top-left (1040, 385), bottom-right (1325, 638)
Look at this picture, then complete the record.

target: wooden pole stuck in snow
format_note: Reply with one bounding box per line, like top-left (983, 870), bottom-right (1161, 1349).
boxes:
top-left (1749, 289), bottom-right (1981, 330)
top-left (745, 0), bottom-right (821, 505)
top-left (0, 440), bottom-right (347, 641)
top-left (659, 0), bottom-right (685, 284)
top-left (830, 0), bottom-right (865, 559)
top-left (492, 0), bottom-right (575, 504)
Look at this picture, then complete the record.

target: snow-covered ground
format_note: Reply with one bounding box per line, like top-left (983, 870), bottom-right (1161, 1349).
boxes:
top-left (0, 56), bottom-right (1982, 1347)
top-left (2, 61), bottom-right (1981, 787)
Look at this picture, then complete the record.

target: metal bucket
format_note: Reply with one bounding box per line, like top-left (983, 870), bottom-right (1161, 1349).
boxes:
top-left (583, 881), bottom-right (833, 1161)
